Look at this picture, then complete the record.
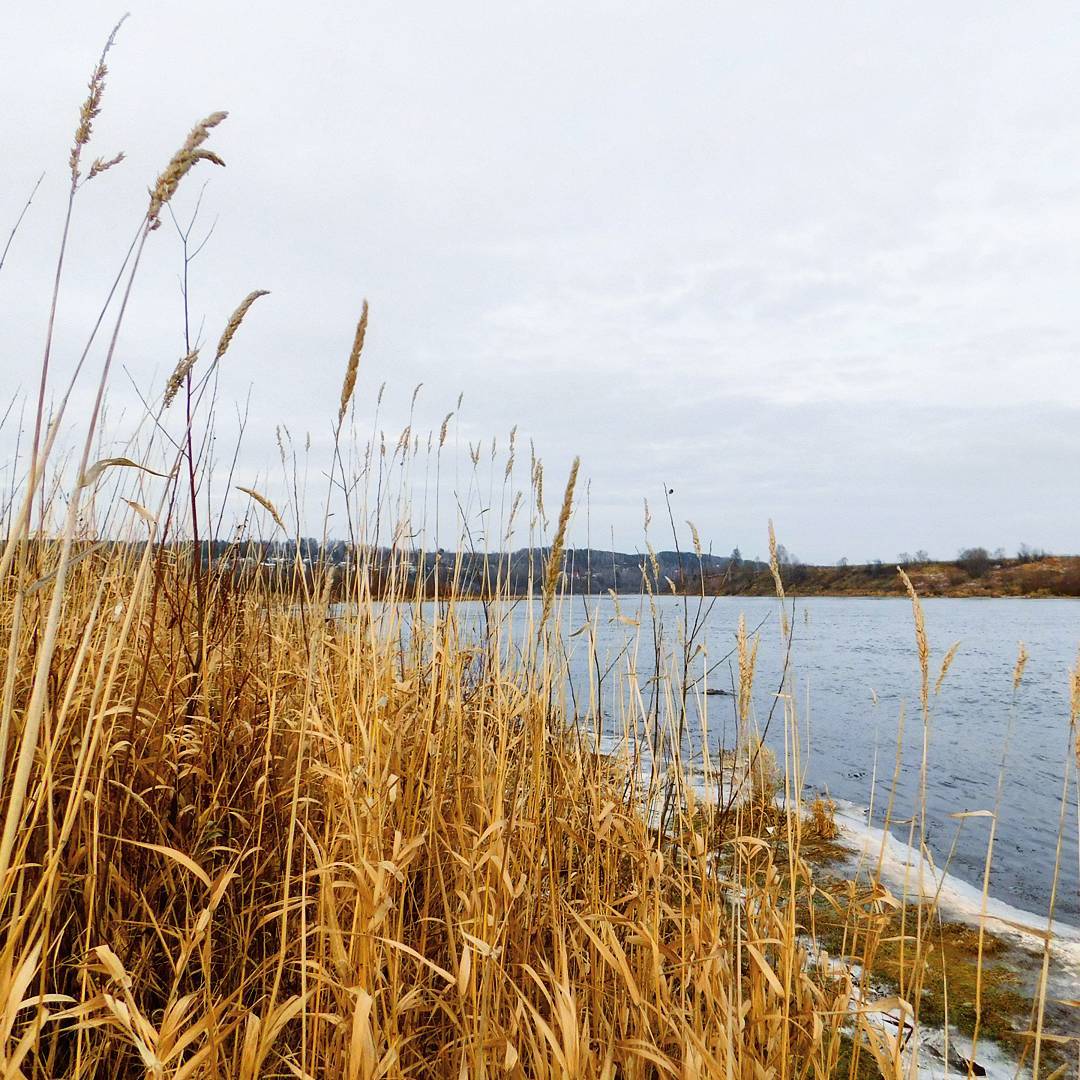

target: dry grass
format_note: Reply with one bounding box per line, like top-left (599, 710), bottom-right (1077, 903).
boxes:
top-left (807, 798), bottom-right (839, 843)
top-left (0, 549), bottom-right (863, 1077)
top-left (1, 29), bottom-right (1077, 1079)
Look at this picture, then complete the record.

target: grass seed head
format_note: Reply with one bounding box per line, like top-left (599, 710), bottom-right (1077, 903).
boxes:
top-left (899, 566), bottom-right (929, 711)
top-left (70, 16), bottom-right (127, 182)
top-left (1013, 640), bottom-right (1029, 691)
top-left (87, 151), bottom-right (125, 181)
top-left (164, 349), bottom-right (198, 407)
top-left (768, 520), bottom-right (789, 636)
top-left (687, 519), bottom-right (702, 559)
top-left (934, 640), bottom-right (961, 695)
top-left (539, 456), bottom-right (579, 628)
top-left (216, 290), bottom-right (270, 362)
top-left (148, 111), bottom-right (228, 226)
top-left (338, 300), bottom-right (369, 426)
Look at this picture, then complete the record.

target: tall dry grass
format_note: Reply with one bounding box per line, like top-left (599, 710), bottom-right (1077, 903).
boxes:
top-left (1, 26), bottom-right (1077, 1079)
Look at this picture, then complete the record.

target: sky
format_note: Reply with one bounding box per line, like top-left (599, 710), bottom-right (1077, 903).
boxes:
top-left (2, 3), bottom-right (1079, 562)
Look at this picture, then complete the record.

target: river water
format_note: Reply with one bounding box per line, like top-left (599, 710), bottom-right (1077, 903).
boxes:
top-left (555, 593), bottom-right (1080, 928)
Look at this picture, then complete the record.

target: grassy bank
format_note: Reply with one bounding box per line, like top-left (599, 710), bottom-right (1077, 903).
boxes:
top-left (697, 555), bottom-right (1080, 599)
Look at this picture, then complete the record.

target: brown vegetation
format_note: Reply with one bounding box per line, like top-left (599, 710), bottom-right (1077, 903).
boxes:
top-left (699, 554), bottom-right (1080, 598)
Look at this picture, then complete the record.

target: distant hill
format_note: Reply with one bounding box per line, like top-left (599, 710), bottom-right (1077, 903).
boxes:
top-left (698, 554), bottom-right (1080, 598)
top-left (179, 540), bottom-right (1080, 598)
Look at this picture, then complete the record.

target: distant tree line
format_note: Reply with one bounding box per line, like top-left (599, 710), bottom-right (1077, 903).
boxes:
top-left (14, 538), bottom-right (1073, 598)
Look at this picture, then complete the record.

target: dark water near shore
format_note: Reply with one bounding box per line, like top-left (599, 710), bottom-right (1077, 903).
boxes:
top-left (392, 594), bottom-right (1079, 927)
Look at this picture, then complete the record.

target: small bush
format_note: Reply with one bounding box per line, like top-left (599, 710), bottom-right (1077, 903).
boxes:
top-left (807, 797), bottom-right (839, 841)
top-left (747, 738), bottom-right (781, 804)
top-left (957, 547), bottom-right (992, 577)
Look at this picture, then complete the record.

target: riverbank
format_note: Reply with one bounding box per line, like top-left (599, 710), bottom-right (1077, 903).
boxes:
top-left (798, 799), bottom-right (1079, 1075)
top-left (672, 758), bottom-right (1077, 1076)
top-left (699, 554), bottom-right (1080, 599)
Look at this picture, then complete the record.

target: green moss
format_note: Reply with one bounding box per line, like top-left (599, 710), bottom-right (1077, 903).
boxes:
top-left (830, 1032), bottom-right (886, 1079)
top-left (804, 890), bottom-right (1066, 1070)
top-left (870, 915), bottom-right (1028, 1047)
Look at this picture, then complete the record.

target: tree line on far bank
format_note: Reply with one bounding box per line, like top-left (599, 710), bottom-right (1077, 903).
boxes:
top-left (697, 544), bottom-right (1077, 598)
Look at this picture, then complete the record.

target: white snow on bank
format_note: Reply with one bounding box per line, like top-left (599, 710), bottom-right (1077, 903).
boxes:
top-left (689, 775), bottom-right (1075, 1077)
top-left (643, 766), bottom-right (1072, 1076)
top-left (911, 1028), bottom-right (1025, 1080)
top-left (831, 799), bottom-right (1080, 987)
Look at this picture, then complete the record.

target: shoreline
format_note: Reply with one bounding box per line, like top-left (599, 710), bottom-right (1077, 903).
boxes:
top-left (830, 800), bottom-right (1080, 964)
top-left (825, 800), bottom-right (1079, 1074)
top-left (675, 766), bottom-right (1079, 1074)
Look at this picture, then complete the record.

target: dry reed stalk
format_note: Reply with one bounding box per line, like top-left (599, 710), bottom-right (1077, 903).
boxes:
top-left (934, 640), bottom-right (961, 695)
top-left (897, 564), bottom-right (934, 1014)
top-left (969, 638), bottom-right (1031, 1065)
top-left (338, 300), bottom-right (369, 427)
top-left (147, 112), bottom-right (228, 226)
top-left (898, 566), bottom-right (929, 712)
top-left (0, 172), bottom-right (44, 276)
top-left (538, 456), bottom-right (578, 629)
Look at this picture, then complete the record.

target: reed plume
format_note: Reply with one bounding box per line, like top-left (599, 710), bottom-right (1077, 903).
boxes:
top-left (767, 519), bottom-right (789, 636)
top-left (736, 613), bottom-right (760, 758)
top-left (687, 519), bottom-right (703, 559)
top-left (934, 640), bottom-right (961, 695)
top-left (338, 299), bottom-right (369, 426)
top-left (148, 111), bottom-right (228, 226)
top-left (533, 459), bottom-right (545, 528)
top-left (767, 520), bottom-right (785, 602)
top-left (504, 424), bottom-right (518, 480)
top-left (235, 484), bottom-right (286, 531)
top-left (164, 348), bottom-right (198, 407)
top-left (899, 566), bottom-right (929, 711)
top-left (69, 15), bottom-right (127, 183)
top-left (1013, 640), bottom-right (1029, 691)
top-left (87, 151), bottom-right (125, 181)
top-left (539, 456), bottom-right (579, 628)
top-left (215, 289), bottom-right (269, 362)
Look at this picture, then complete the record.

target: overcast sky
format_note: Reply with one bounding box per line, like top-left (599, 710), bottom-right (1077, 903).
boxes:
top-left (3, 3), bottom-right (1079, 562)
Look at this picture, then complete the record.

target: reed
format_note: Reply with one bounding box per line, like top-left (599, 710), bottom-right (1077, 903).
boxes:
top-left (338, 300), bottom-right (369, 428)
